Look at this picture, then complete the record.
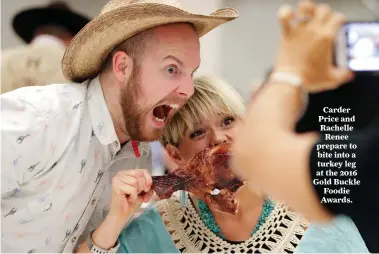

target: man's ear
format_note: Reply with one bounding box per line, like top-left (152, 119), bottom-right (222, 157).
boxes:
top-left (112, 51), bottom-right (133, 83)
top-left (165, 144), bottom-right (184, 171)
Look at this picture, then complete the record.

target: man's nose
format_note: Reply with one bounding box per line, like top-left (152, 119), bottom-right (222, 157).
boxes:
top-left (175, 77), bottom-right (194, 99)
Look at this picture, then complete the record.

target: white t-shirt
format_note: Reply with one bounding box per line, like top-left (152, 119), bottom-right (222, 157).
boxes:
top-left (1, 76), bottom-right (151, 253)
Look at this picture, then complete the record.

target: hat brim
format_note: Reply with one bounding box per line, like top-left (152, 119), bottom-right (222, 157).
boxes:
top-left (12, 7), bottom-right (90, 43)
top-left (62, 3), bottom-right (238, 82)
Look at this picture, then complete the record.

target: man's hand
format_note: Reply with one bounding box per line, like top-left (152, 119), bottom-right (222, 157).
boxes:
top-left (274, 0), bottom-right (354, 92)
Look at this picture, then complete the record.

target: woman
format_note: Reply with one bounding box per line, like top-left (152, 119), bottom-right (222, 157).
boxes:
top-left (117, 76), bottom-right (368, 253)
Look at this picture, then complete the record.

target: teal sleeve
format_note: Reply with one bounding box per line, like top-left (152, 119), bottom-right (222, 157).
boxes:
top-left (295, 216), bottom-right (369, 253)
top-left (117, 207), bottom-right (179, 253)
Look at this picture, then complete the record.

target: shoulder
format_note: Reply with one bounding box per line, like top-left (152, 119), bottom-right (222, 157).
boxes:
top-left (124, 195), bottom-right (182, 234)
top-left (122, 208), bottom-right (163, 235)
top-left (1, 82), bottom-right (88, 115)
top-left (296, 216), bottom-right (369, 253)
top-left (1, 82), bottom-right (89, 146)
top-left (118, 207), bottom-right (170, 252)
top-left (134, 207), bottom-right (161, 223)
top-left (119, 205), bottom-right (179, 253)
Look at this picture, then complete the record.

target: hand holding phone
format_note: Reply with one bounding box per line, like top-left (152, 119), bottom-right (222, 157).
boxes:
top-left (336, 21), bottom-right (379, 72)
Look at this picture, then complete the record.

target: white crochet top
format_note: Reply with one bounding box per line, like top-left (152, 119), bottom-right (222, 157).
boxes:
top-left (156, 195), bottom-right (309, 253)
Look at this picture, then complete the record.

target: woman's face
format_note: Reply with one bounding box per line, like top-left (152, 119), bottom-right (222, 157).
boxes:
top-left (167, 113), bottom-right (239, 165)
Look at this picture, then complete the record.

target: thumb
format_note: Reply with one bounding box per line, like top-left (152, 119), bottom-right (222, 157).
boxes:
top-left (330, 68), bottom-right (354, 86)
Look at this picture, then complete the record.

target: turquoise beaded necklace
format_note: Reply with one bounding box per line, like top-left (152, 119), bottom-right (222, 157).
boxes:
top-left (198, 198), bottom-right (274, 239)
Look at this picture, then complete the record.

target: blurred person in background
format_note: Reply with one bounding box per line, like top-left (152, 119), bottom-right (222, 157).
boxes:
top-left (1, 2), bottom-right (90, 93)
top-left (232, 1), bottom-right (379, 252)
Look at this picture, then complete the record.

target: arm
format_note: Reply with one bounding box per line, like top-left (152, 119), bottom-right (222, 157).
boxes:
top-left (75, 169), bottom-right (154, 253)
top-left (234, 83), bottom-right (331, 221)
top-left (76, 215), bottom-right (127, 252)
top-left (232, 1), bottom-right (353, 221)
top-left (1, 88), bottom-right (56, 195)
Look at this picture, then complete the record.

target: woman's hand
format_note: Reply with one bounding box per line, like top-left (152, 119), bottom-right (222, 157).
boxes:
top-left (274, 0), bottom-right (353, 92)
top-left (231, 1), bottom-right (346, 223)
top-left (86, 169), bottom-right (153, 251)
top-left (108, 169), bottom-right (153, 221)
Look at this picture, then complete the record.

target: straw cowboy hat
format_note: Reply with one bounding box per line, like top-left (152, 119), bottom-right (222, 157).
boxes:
top-left (12, 2), bottom-right (90, 43)
top-left (62, 0), bottom-right (239, 83)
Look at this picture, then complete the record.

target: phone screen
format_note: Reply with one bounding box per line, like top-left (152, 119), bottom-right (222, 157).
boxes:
top-left (345, 22), bottom-right (379, 71)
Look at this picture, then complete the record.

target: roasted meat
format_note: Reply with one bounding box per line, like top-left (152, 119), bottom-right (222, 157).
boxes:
top-left (152, 143), bottom-right (243, 214)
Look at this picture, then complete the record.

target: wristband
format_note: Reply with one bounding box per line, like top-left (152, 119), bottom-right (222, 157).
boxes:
top-left (85, 231), bottom-right (120, 254)
top-left (266, 71), bottom-right (309, 118)
top-left (268, 72), bottom-right (303, 87)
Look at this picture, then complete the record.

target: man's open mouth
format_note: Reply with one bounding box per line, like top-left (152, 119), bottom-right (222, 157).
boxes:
top-left (152, 104), bottom-right (179, 123)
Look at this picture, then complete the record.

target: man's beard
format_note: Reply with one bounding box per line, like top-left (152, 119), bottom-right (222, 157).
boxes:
top-left (120, 68), bottom-right (163, 142)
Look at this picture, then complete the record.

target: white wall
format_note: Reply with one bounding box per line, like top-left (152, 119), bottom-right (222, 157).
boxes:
top-left (1, 0), bottom-right (377, 100)
top-left (1, 0), bottom-right (224, 77)
top-left (220, 0), bottom-right (377, 101)
top-left (180, 0), bottom-right (224, 77)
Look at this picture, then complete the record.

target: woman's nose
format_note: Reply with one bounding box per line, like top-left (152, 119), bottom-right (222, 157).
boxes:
top-left (210, 131), bottom-right (229, 147)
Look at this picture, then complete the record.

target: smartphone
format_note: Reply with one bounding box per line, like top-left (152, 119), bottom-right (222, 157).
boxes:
top-left (336, 21), bottom-right (379, 72)
top-left (296, 21), bottom-right (379, 133)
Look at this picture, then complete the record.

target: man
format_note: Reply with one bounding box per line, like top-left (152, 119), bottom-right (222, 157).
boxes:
top-left (232, 1), bottom-right (379, 252)
top-left (0, 0), bottom-right (237, 252)
top-left (1, 2), bottom-right (90, 93)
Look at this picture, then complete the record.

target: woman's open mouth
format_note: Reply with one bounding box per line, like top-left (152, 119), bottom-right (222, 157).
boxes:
top-left (152, 104), bottom-right (179, 125)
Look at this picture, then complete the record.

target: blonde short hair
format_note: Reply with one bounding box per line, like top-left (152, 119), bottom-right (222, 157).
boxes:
top-left (160, 76), bottom-right (245, 146)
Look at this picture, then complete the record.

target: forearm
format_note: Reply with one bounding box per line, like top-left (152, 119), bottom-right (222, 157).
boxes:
top-left (236, 82), bottom-right (332, 221)
top-left (75, 214), bottom-right (129, 253)
top-left (247, 82), bottom-right (304, 133)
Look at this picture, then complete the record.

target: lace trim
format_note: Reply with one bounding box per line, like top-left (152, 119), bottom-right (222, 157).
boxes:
top-left (156, 194), bottom-right (309, 253)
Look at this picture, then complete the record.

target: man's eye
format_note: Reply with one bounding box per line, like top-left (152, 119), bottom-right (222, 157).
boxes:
top-left (167, 66), bottom-right (178, 74)
top-left (190, 129), bottom-right (204, 138)
top-left (223, 117), bottom-right (234, 126)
